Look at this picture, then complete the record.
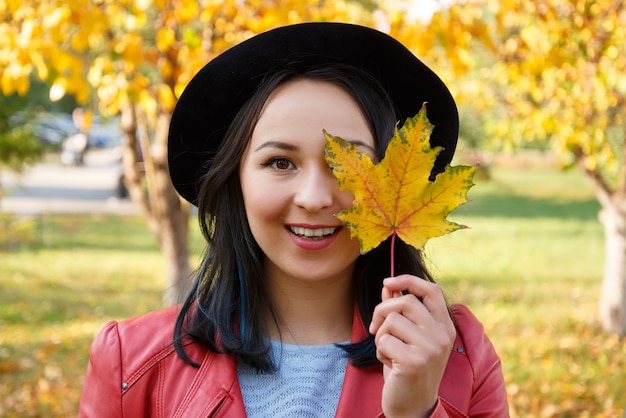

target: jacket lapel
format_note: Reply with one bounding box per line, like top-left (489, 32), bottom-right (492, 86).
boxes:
top-left (172, 350), bottom-right (247, 418)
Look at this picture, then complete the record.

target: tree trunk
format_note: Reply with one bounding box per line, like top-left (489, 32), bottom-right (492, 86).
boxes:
top-left (150, 109), bottom-right (194, 305)
top-left (598, 198), bottom-right (626, 336)
top-left (119, 104), bottom-right (193, 306)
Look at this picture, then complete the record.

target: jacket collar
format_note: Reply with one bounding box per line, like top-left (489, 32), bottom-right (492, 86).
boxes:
top-left (175, 305), bottom-right (384, 417)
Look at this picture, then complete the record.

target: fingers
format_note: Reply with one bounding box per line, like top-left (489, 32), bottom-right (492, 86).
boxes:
top-left (369, 292), bottom-right (433, 337)
top-left (371, 275), bottom-right (456, 417)
top-left (370, 293), bottom-right (455, 360)
top-left (375, 320), bottom-right (450, 371)
top-left (371, 274), bottom-right (453, 335)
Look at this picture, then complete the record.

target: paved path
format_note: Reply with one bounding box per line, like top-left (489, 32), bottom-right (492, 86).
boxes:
top-left (1, 149), bottom-right (140, 215)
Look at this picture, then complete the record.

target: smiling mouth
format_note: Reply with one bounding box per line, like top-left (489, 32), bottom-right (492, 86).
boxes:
top-left (288, 226), bottom-right (340, 240)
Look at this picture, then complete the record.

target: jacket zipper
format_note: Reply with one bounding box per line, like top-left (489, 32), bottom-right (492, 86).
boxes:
top-left (207, 394), bottom-right (229, 418)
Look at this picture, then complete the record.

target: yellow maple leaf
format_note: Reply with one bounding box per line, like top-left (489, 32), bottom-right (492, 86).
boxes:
top-left (324, 103), bottom-right (475, 255)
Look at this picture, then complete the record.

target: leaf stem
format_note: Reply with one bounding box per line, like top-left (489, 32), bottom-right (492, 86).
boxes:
top-left (390, 232), bottom-right (396, 278)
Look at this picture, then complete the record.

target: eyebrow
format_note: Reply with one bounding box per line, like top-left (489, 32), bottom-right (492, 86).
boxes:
top-left (254, 139), bottom-right (376, 155)
top-left (254, 141), bottom-right (298, 152)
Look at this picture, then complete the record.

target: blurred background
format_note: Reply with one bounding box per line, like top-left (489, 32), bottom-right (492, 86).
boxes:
top-left (0, 0), bottom-right (624, 416)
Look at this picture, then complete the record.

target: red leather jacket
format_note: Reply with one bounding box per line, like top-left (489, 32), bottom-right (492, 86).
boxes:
top-left (78, 304), bottom-right (508, 417)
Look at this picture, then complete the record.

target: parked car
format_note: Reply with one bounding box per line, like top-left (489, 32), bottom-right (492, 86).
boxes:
top-left (87, 116), bottom-right (123, 148)
top-left (10, 111), bottom-right (123, 149)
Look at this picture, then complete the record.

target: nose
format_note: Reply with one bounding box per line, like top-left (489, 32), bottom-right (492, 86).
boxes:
top-left (293, 165), bottom-right (337, 212)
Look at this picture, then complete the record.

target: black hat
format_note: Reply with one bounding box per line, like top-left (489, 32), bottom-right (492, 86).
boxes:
top-left (168, 22), bottom-right (458, 205)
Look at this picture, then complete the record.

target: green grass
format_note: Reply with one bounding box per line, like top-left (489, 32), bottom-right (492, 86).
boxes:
top-left (0, 215), bottom-right (169, 417)
top-left (1, 165), bottom-right (624, 417)
top-left (426, 167), bottom-right (622, 417)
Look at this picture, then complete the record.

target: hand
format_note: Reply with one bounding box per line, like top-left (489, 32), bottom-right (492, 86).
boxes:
top-left (369, 275), bottom-right (456, 418)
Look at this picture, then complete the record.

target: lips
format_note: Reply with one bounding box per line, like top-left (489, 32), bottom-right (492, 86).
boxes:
top-left (287, 225), bottom-right (341, 251)
top-left (288, 226), bottom-right (339, 240)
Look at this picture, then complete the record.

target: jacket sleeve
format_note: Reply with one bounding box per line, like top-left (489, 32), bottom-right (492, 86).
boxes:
top-left (435, 305), bottom-right (509, 418)
top-left (78, 321), bottom-right (124, 418)
top-left (460, 305), bottom-right (508, 417)
top-left (427, 397), bottom-right (489, 418)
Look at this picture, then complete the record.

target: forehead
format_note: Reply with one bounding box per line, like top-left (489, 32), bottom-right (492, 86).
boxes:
top-left (249, 79), bottom-right (375, 149)
top-left (261, 78), bottom-right (359, 115)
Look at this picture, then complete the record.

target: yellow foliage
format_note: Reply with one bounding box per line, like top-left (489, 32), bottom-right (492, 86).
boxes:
top-left (139, 89), bottom-right (157, 119)
top-left (156, 27), bottom-right (176, 52)
top-left (116, 33), bottom-right (144, 67)
top-left (42, 7), bottom-right (69, 29)
top-left (1, 72), bottom-right (28, 96)
top-left (157, 84), bottom-right (176, 112)
top-left (174, 74), bottom-right (190, 99)
top-left (72, 78), bottom-right (90, 104)
top-left (427, 0), bottom-right (626, 186)
top-left (174, 0), bottom-right (199, 24)
top-left (158, 57), bottom-right (174, 80)
top-left (70, 29), bottom-right (89, 52)
top-left (154, 0), bottom-right (168, 10)
top-left (29, 50), bottom-right (48, 80)
top-left (1, 0), bottom-right (377, 112)
top-left (584, 155), bottom-right (598, 171)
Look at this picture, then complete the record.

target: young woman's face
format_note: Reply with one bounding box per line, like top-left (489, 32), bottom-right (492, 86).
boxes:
top-left (240, 79), bottom-right (377, 285)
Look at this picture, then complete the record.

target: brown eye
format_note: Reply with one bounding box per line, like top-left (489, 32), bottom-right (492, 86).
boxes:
top-left (263, 157), bottom-right (294, 171)
top-left (274, 158), bottom-right (291, 170)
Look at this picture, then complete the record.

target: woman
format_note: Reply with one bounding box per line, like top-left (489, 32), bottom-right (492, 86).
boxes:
top-left (79, 23), bottom-right (508, 417)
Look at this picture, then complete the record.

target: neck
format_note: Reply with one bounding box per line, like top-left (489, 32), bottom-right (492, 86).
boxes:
top-left (263, 268), bottom-right (354, 345)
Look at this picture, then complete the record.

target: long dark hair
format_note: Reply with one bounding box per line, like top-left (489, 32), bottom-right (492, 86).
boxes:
top-left (173, 63), bottom-right (437, 371)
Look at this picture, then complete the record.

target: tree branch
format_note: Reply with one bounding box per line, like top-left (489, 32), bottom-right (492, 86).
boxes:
top-left (573, 145), bottom-right (614, 209)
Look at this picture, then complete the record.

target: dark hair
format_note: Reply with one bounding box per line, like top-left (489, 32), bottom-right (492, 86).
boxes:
top-left (173, 63), bottom-right (437, 371)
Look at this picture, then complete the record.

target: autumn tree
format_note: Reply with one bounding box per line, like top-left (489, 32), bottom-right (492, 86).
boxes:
top-left (0, 0), bottom-right (373, 304)
top-left (481, 0), bottom-right (626, 337)
top-left (381, 0), bottom-right (626, 335)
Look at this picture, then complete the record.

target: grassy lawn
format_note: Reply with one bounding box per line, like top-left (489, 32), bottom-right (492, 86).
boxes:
top-left (1, 164), bottom-right (624, 417)
top-left (427, 166), bottom-right (622, 417)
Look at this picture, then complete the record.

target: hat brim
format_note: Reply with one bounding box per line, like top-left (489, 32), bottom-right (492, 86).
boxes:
top-left (168, 22), bottom-right (458, 205)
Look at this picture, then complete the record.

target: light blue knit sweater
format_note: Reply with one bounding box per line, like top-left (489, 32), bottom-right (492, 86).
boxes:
top-left (237, 339), bottom-right (349, 417)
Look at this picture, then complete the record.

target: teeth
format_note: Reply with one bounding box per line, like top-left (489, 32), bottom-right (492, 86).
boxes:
top-left (290, 226), bottom-right (337, 238)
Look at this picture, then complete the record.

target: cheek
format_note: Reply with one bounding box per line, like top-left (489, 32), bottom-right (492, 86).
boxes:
top-left (337, 189), bottom-right (356, 210)
top-left (241, 175), bottom-right (285, 227)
